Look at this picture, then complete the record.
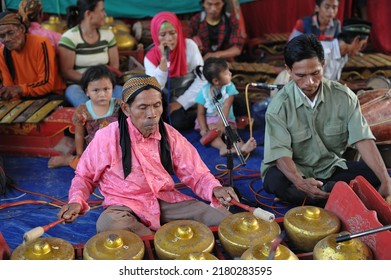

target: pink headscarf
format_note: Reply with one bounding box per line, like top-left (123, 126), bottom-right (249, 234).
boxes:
top-left (145, 11), bottom-right (187, 77)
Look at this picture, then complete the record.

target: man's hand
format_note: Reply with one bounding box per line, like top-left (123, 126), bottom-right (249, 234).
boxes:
top-left (0, 86), bottom-right (22, 100)
top-left (295, 178), bottom-right (330, 200)
top-left (377, 178), bottom-right (391, 198)
top-left (213, 186), bottom-right (239, 206)
top-left (58, 203), bottom-right (82, 223)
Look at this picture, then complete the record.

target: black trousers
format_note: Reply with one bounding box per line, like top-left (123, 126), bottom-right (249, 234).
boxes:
top-left (263, 161), bottom-right (380, 207)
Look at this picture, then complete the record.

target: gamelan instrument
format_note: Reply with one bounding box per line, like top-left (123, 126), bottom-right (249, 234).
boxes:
top-left (153, 220), bottom-right (215, 260)
top-left (218, 212), bottom-right (280, 258)
top-left (230, 199), bottom-right (275, 221)
top-left (241, 241), bottom-right (298, 260)
top-left (0, 99), bottom-right (63, 124)
top-left (23, 218), bottom-right (65, 242)
top-left (11, 237), bottom-right (75, 260)
top-left (341, 53), bottom-right (391, 82)
top-left (102, 17), bottom-right (137, 51)
top-left (313, 231), bottom-right (373, 260)
top-left (83, 230), bottom-right (145, 260)
top-left (175, 252), bottom-right (218, 260)
top-left (283, 206), bottom-right (340, 252)
top-left (359, 89), bottom-right (391, 144)
top-left (41, 16), bottom-right (67, 33)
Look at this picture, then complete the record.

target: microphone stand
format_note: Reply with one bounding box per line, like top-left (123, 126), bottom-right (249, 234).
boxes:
top-left (165, 46), bottom-right (172, 125)
top-left (212, 89), bottom-right (246, 197)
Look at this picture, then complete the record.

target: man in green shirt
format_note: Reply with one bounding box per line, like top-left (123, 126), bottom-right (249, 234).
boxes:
top-left (261, 34), bottom-right (391, 206)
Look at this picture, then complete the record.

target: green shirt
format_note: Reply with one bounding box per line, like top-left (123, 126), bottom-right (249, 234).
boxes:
top-left (261, 78), bottom-right (374, 180)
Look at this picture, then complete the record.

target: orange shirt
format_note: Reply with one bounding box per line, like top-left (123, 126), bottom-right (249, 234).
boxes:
top-left (0, 34), bottom-right (65, 97)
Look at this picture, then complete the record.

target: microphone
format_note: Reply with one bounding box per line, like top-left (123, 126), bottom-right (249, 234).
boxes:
top-left (164, 46), bottom-right (170, 65)
top-left (250, 83), bottom-right (284, 90)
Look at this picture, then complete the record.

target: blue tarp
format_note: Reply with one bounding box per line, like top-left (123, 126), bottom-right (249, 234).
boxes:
top-left (3, 0), bottom-right (254, 18)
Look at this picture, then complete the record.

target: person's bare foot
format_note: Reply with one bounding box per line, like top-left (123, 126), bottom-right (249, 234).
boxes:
top-left (240, 137), bottom-right (257, 155)
top-left (48, 154), bottom-right (75, 168)
top-left (219, 147), bottom-right (228, 157)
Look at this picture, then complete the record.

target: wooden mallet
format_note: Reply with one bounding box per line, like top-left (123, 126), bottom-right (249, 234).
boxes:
top-left (230, 199), bottom-right (275, 222)
top-left (23, 218), bottom-right (65, 243)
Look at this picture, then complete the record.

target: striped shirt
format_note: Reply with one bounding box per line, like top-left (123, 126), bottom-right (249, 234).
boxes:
top-left (59, 25), bottom-right (116, 74)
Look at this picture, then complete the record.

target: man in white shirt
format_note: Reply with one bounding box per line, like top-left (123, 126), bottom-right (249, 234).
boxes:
top-left (321, 18), bottom-right (371, 89)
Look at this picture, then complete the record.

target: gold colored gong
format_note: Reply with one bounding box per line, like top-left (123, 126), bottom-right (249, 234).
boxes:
top-left (154, 220), bottom-right (215, 260)
top-left (284, 206), bottom-right (340, 252)
top-left (313, 231), bottom-right (373, 260)
top-left (11, 237), bottom-right (75, 260)
top-left (175, 252), bottom-right (219, 260)
top-left (103, 17), bottom-right (137, 51)
top-left (241, 242), bottom-right (299, 260)
top-left (41, 16), bottom-right (67, 34)
top-left (83, 230), bottom-right (145, 260)
top-left (115, 30), bottom-right (137, 51)
top-left (218, 212), bottom-right (281, 258)
top-left (104, 17), bottom-right (130, 34)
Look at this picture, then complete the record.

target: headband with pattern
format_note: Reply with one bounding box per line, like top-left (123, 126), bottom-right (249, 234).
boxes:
top-left (0, 12), bottom-right (23, 26)
top-left (122, 75), bottom-right (162, 103)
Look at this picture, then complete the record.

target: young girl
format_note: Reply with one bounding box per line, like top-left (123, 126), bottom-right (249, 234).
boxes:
top-left (48, 64), bottom-right (121, 169)
top-left (195, 57), bottom-right (256, 156)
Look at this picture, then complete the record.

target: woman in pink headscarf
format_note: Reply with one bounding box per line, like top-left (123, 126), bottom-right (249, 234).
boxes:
top-left (144, 11), bottom-right (206, 131)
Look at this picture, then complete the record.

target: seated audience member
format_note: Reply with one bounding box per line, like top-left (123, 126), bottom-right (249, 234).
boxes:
top-left (59, 0), bottom-right (122, 107)
top-left (18, 0), bottom-right (61, 53)
top-left (261, 34), bottom-right (391, 207)
top-left (0, 12), bottom-right (65, 100)
top-left (58, 75), bottom-right (238, 236)
top-left (321, 18), bottom-right (371, 89)
top-left (48, 65), bottom-right (121, 169)
top-left (289, 0), bottom-right (341, 41)
top-left (144, 11), bottom-right (207, 131)
top-left (189, 0), bottom-right (245, 61)
top-left (195, 57), bottom-right (256, 156)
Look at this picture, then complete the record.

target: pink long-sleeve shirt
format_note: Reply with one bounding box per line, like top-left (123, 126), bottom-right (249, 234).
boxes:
top-left (68, 118), bottom-right (221, 230)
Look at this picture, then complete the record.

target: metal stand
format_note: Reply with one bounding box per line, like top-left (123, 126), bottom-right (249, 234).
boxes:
top-left (211, 88), bottom-right (246, 196)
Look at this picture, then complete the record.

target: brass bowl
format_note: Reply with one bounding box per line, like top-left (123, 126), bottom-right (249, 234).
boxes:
top-left (284, 206), bottom-right (340, 252)
top-left (115, 30), bottom-right (137, 51)
top-left (83, 230), bottom-right (144, 260)
top-left (313, 231), bottom-right (373, 260)
top-left (104, 17), bottom-right (130, 33)
top-left (175, 252), bottom-right (219, 260)
top-left (41, 16), bottom-right (67, 34)
top-left (102, 17), bottom-right (137, 51)
top-left (154, 220), bottom-right (215, 260)
top-left (218, 212), bottom-right (281, 258)
top-left (241, 242), bottom-right (299, 260)
top-left (11, 237), bottom-right (75, 260)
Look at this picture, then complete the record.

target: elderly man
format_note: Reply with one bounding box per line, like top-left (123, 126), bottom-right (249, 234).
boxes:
top-left (0, 12), bottom-right (65, 100)
top-left (58, 75), bottom-right (238, 236)
top-left (261, 34), bottom-right (391, 207)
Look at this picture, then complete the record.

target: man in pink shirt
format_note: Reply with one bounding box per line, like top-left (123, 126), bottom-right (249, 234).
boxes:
top-left (58, 75), bottom-right (238, 236)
